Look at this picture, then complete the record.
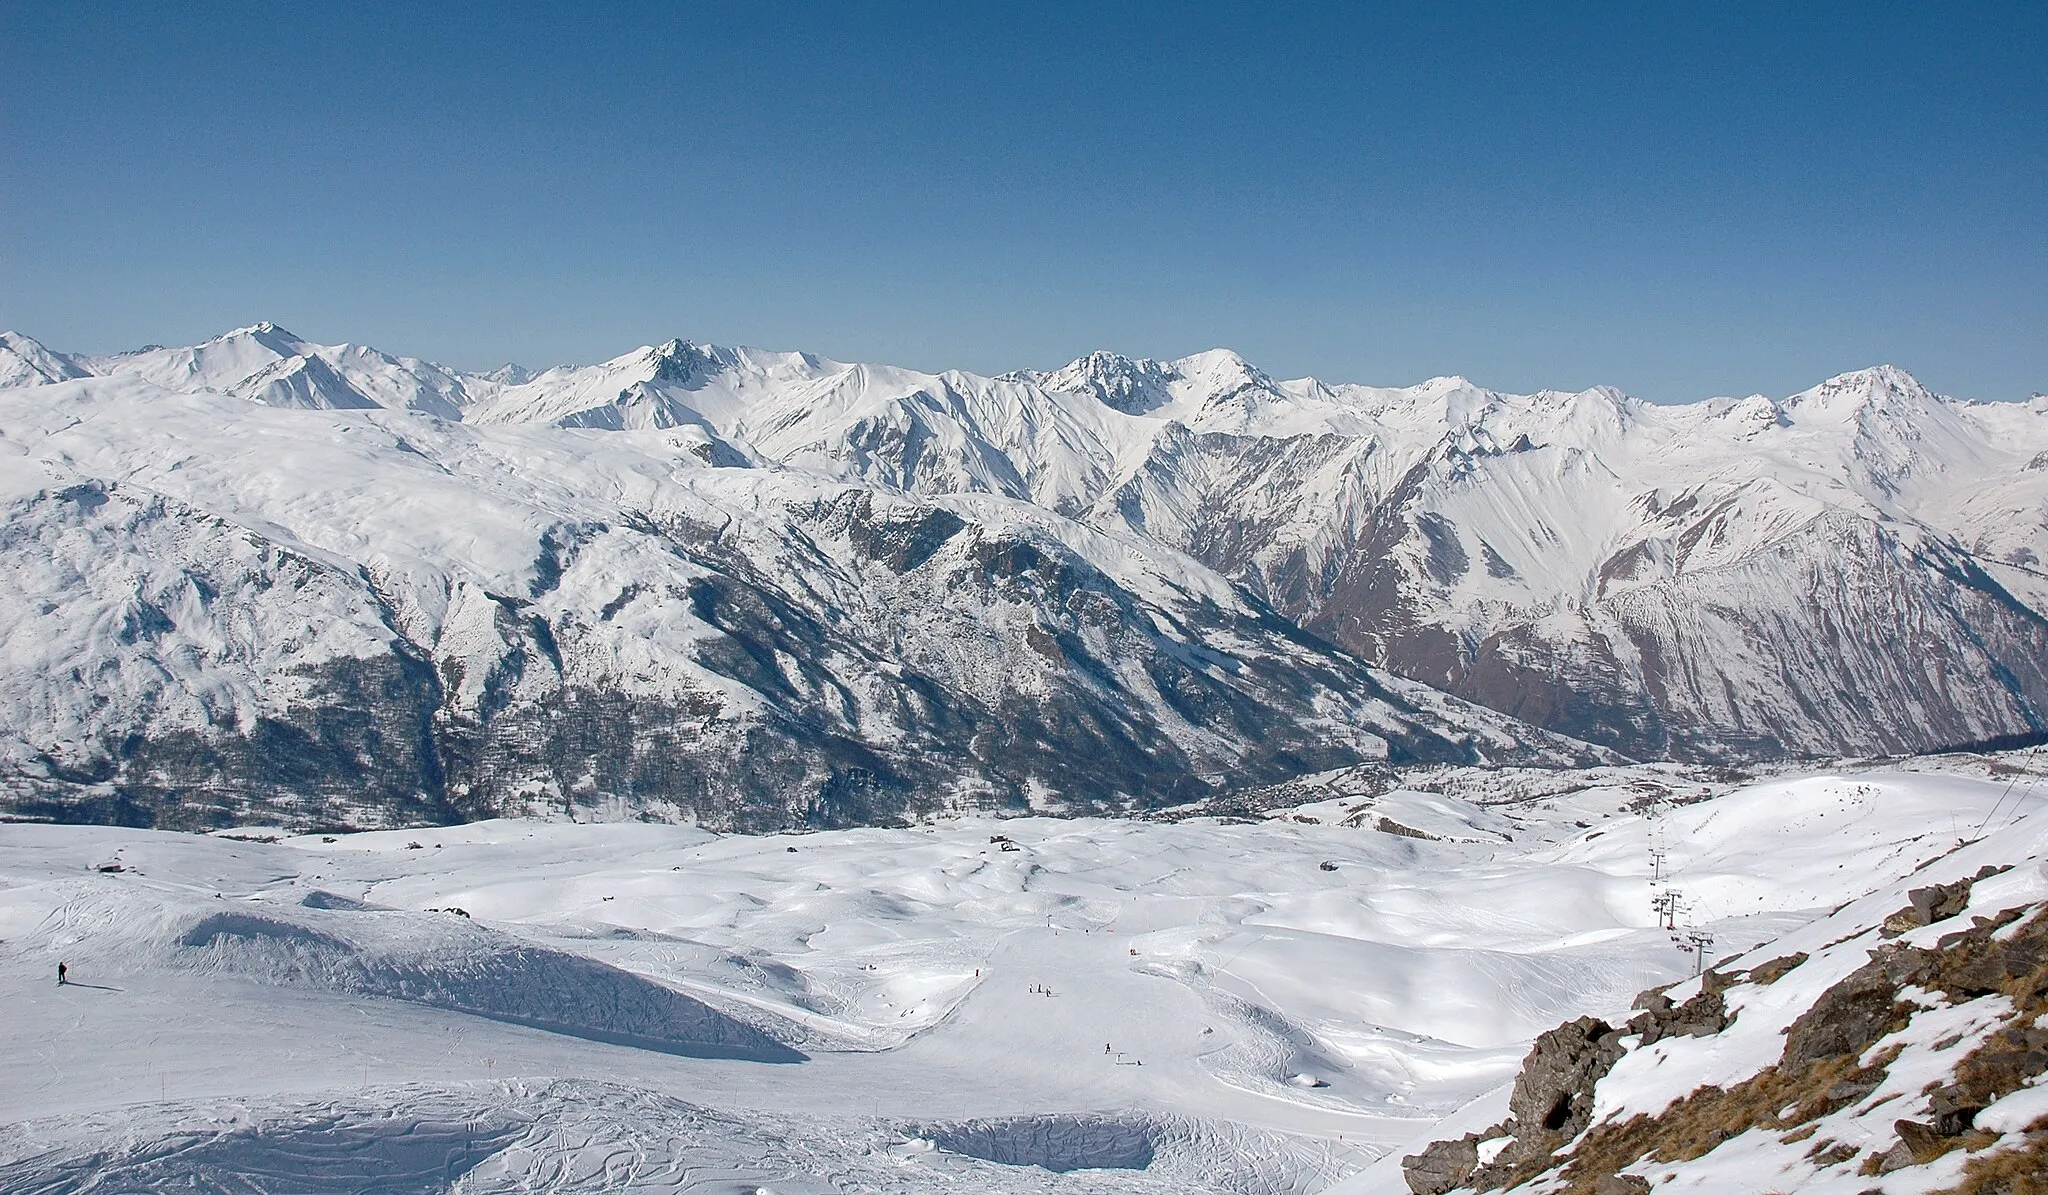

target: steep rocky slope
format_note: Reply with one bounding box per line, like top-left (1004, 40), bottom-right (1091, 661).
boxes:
top-left (1076, 364), bottom-right (2048, 760)
top-left (1361, 808), bottom-right (2048, 1194)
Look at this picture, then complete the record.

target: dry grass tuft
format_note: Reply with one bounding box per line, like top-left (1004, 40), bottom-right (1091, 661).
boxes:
top-left (1549, 902), bottom-right (2048, 1191)
top-left (1808, 1140), bottom-right (1858, 1167)
top-left (1451, 905), bottom-right (2048, 1193)
top-left (1553, 1051), bottom-right (1892, 1192)
top-left (1936, 1128), bottom-right (2048, 1194)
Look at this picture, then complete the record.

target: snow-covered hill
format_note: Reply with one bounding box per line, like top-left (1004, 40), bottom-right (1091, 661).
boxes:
top-left (1, 755), bottom-right (2040, 1192)
top-left (2, 325), bottom-right (2044, 824)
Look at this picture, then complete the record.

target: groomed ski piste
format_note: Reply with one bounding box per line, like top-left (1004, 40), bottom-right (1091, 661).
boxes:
top-left (2, 756), bottom-right (2043, 1193)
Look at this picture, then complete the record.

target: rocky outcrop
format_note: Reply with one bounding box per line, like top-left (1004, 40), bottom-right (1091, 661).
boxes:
top-left (1779, 957), bottom-right (1913, 1066)
top-left (1911, 878), bottom-right (1976, 924)
top-left (1402, 876), bottom-right (2048, 1194)
top-left (1376, 816), bottom-right (1440, 841)
top-left (1402, 1016), bottom-right (1630, 1191)
top-left (1400, 1134), bottom-right (1483, 1195)
top-left (1746, 951), bottom-right (1809, 985)
top-left (1506, 1017), bottom-right (1629, 1146)
top-left (1627, 975), bottom-right (1730, 1046)
top-left (1883, 871), bottom-right (1988, 935)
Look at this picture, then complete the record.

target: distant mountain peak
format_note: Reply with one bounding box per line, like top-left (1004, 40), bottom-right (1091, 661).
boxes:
top-left (1172, 347), bottom-right (1270, 387)
top-left (0, 329), bottom-right (91, 386)
top-left (645, 338), bottom-right (718, 387)
top-left (1793, 364), bottom-right (1936, 411)
top-left (236, 352), bottom-right (380, 411)
top-left (481, 363), bottom-right (533, 386)
top-left (214, 320), bottom-right (301, 344)
top-left (1034, 350), bottom-right (1179, 415)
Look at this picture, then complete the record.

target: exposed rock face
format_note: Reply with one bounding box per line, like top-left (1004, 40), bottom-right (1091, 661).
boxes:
top-left (1745, 951), bottom-right (1809, 986)
top-left (1827, 899), bottom-right (2048, 1179)
top-left (1878, 1117), bottom-right (1949, 1173)
top-left (1376, 816), bottom-right (1440, 840)
top-left (1909, 877), bottom-right (1976, 925)
top-left (1434, 1016), bottom-right (1628, 1188)
top-left (1503, 1017), bottom-right (1628, 1147)
top-left (1882, 867), bottom-right (2013, 937)
top-left (1401, 1133), bottom-right (1482, 1195)
top-left (1627, 978), bottom-right (1729, 1046)
top-left (1780, 958), bottom-right (1911, 1067)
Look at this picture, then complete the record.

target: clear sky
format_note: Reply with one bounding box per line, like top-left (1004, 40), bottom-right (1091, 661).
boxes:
top-left (3, 1), bottom-right (2043, 401)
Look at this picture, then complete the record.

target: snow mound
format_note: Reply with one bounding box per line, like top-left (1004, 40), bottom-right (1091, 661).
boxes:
top-left (23, 888), bottom-right (805, 1063)
top-left (913, 1111), bottom-right (1347, 1192)
top-left (921, 1113), bottom-right (1159, 1170)
top-left (0, 1081), bottom-right (1308, 1194)
top-left (1, 1093), bottom-right (528, 1193)
top-left (170, 905), bottom-right (806, 1061)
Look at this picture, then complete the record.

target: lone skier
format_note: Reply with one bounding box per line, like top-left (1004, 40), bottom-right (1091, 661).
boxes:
top-left (56, 961), bottom-right (67, 985)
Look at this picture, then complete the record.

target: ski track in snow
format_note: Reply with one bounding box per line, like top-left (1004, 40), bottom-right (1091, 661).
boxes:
top-left (2, 759), bottom-right (2043, 1192)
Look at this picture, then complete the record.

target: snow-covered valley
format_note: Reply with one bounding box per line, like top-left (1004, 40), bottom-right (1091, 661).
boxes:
top-left (3, 755), bottom-right (2043, 1192)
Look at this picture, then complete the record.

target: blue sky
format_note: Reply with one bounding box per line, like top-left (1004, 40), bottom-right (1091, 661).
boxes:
top-left (3, 2), bottom-right (2042, 401)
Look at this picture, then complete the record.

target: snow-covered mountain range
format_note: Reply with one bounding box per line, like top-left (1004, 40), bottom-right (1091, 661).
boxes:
top-left (2, 324), bottom-right (2044, 827)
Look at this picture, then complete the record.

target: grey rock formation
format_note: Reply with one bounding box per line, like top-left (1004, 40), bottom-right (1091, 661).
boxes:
top-left (1627, 977), bottom-right (1730, 1046)
top-left (1780, 958), bottom-right (1909, 1067)
top-left (1503, 1016), bottom-right (1628, 1148)
top-left (1400, 1133), bottom-right (1482, 1195)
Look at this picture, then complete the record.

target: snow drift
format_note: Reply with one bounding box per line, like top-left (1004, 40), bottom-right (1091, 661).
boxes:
top-left (29, 886), bottom-right (804, 1061)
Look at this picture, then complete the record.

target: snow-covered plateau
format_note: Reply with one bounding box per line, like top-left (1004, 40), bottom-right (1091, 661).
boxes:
top-left (2, 754), bottom-right (2044, 1192)
top-left (2, 324), bottom-right (2046, 826)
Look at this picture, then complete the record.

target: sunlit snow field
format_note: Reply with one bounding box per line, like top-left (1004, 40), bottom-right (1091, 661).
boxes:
top-left (1, 760), bottom-right (2039, 1193)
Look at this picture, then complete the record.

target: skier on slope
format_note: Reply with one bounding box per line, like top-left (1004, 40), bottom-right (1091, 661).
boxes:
top-left (56, 961), bottom-right (67, 985)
